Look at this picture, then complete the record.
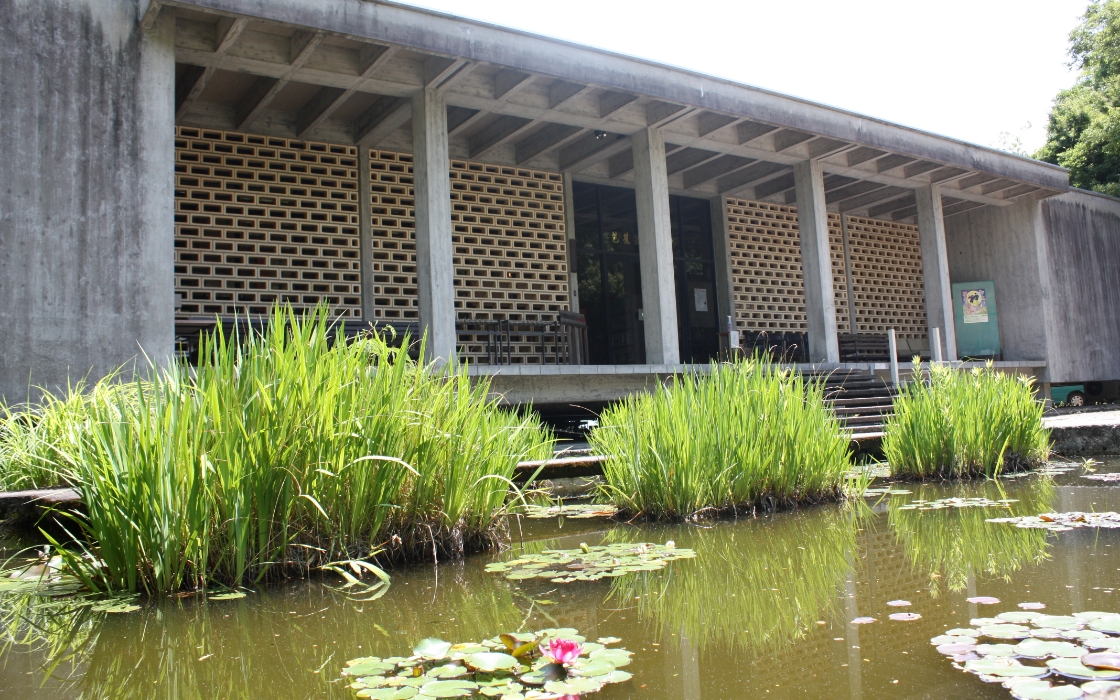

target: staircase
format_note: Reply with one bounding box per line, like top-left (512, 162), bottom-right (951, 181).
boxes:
top-left (813, 369), bottom-right (896, 439)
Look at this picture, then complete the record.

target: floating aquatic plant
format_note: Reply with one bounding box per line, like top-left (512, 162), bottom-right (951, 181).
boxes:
top-left (485, 542), bottom-right (694, 583)
top-left (933, 607), bottom-right (1120, 698)
top-left (341, 629), bottom-right (633, 699)
top-left (896, 497), bottom-right (1018, 511)
top-left (519, 504), bottom-right (619, 520)
top-left (987, 512), bottom-right (1120, 531)
top-left (1081, 473), bottom-right (1120, 482)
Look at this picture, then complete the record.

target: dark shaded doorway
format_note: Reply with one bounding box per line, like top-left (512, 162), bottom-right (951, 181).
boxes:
top-left (573, 182), bottom-right (719, 364)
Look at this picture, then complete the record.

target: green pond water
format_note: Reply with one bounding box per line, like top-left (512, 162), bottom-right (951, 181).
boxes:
top-left (3, 458), bottom-right (1120, 699)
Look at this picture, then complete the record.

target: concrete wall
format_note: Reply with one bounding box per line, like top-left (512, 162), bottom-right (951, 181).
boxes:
top-left (1040, 190), bottom-right (1120, 383)
top-left (0, 0), bottom-right (175, 404)
top-left (944, 196), bottom-right (1054, 374)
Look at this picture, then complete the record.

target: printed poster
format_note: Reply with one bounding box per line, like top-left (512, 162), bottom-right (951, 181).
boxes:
top-left (693, 287), bottom-right (708, 312)
top-left (962, 288), bottom-right (988, 323)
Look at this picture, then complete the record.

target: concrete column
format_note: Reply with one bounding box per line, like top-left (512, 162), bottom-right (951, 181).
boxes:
top-left (793, 160), bottom-right (840, 363)
top-left (710, 195), bottom-right (737, 332)
top-left (0, 2), bottom-right (176, 403)
top-left (562, 172), bottom-right (579, 313)
top-left (632, 127), bottom-right (680, 365)
top-left (357, 145), bottom-right (376, 322)
top-left (411, 88), bottom-right (456, 364)
top-left (915, 185), bottom-right (958, 361)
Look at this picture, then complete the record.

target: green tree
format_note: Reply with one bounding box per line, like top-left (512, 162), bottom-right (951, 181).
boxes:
top-left (1036, 0), bottom-right (1120, 196)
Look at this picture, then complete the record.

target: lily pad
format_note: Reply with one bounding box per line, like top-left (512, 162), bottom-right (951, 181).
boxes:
top-left (1008, 681), bottom-right (1083, 700)
top-left (357, 689), bottom-right (419, 700)
top-left (543, 678), bottom-right (602, 695)
top-left (889, 613), bottom-right (921, 621)
top-left (1046, 658), bottom-right (1120, 681)
top-left (1020, 603), bottom-right (1049, 610)
top-left (1090, 617), bottom-right (1120, 635)
top-left (414, 639), bottom-right (453, 660)
top-left (466, 654), bottom-right (519, 672)
top-left (1081, 680), bottom-right (1120, 694)
top-left (207, 591), bottom-right (246, 601)
top-left (887, 600), bottom-right (912, 607)
top-left (1013, 639), bottom-right (1086, 659)
top-left (418, 680), bottom-right (479, 698)
top-left (1000, 611), bottom-right (1044, 623)
top-left (589, 648), bottom-right (632, 667)
top-left (976, 644), bottom-right (1018, 657)
top-left (964, 658), bottom-right (1049, 678)
top-left (851, 617), bottom-right (877, 625)
top-left (932, 635), bottom-right (975, 645)
top-left (426, 664), bottom-right (469, 679)
top-left (522, 504), bottom-right (619, 520)
top-left (967, 596), bottom-right (1002, 605)
top-left (485, 542), bottom-right (694, 583)
top-left (979, 624), bottom-right (1032, 640)
top-left (937, 642), bottom-right (978, 655)
top-left (1086, 638), bottom-right (1120, 652)
top-left (1034, 616), bottom-right (1084, 631)
top-left (1082, 652), bottom-right (1120, 671)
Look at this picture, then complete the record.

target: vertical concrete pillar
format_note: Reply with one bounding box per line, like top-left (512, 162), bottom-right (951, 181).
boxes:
top-left (357, 145), bottom-right (376, 322)
top-left (632, 127), bottom-right (680, 365)
top-left (411, 88), bottom-right (456, 364)
top-left (710, 195), bottom-right (737, 333)
top-left (562, 172), bottom-right (580, 313)
top-left (0, 1), bottom-right (176, 403)
top-left (915, 185), bottom-right (958, 361)
top-left (793, 160), bottom-right (840, 363)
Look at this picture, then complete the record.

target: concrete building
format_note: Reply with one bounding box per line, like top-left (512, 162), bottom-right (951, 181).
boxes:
top-left (3, 0), bottom-right (1119, 407)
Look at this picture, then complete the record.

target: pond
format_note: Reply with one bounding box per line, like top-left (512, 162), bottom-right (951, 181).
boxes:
top-left (3, 457), bottom-right (1120, 699)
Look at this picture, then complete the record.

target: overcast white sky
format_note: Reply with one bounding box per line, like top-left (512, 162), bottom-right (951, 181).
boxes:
top-left (395, 0), bottom-right (1087, 155)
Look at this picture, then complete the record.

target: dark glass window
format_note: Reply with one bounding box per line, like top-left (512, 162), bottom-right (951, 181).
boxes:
top-left (573, 183), bottom-right (719, 364)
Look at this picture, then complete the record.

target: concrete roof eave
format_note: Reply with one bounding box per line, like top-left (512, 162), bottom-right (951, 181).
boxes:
top-left (152, 0), bottom-right (1069, 193)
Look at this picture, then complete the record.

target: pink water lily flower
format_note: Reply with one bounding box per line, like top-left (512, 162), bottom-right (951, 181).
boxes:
top-left (540, 637), bottom-right (583, 665)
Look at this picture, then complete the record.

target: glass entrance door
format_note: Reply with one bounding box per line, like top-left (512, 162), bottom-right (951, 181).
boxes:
top-left (573, 182), bottom-right (719, 364)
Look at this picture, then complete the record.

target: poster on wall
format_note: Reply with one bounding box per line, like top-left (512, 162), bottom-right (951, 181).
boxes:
top-left (693, 288), bottom-right (708, 312)
top-left (962, 289), bottom-right (988, 323)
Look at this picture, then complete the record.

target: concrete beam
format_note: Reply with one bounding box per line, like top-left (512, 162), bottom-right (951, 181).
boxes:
top-left (514, 122), bottom-right (583, 164)
top-left (559, 132), bottom-right (630, 172)
top-left (682, 154), bottom-right (754, 189)
top-left (773, 129), bottom-right (815, 152)
top-left (868, 194), bottom-right (917, 219)
top-left (468, 114), bottom-right (535, 158)
top-left (845, 146), bottom-right (885, 167)
top-left (697, 111), bottom-right (738, 136)
top-left (646, 101), bottom-right (688, 127)
top-left (793, 160), bottom-right (840, 363)
top-left (235, 30), bottom-right (325, 130)
top-left (174, 16), bottom-right (247, 120)
top-left (423, 56), bottom-right (466, 87)
top-left (297, 44), bottom-right (397, 137)
top-left (666, 147), bottom-right (721, 175)
top-left (915, 184), bottom-right (958, 361)
top-left (599, 91), bottom-right (639, 118)
top-left (633, 127), bottom-right (679, 364)
top-left (354, 96), bottom-right (411, 145)
top-left (754, 172), bottom-right (796, 199)
top-left (412, 88), bottom-right (456, 364)
top-left (494, 69), bottom-right (532, 99)
top-left (717, 161), bottom-right (786, 195)
top-left (738, 120), bottom-right (779, 144)
top-left (550, 80), bottom-right (589, 108)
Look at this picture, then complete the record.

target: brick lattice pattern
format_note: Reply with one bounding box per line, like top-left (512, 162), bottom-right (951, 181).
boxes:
top-left (844, 215), bottom-right (926, 338)
top-left (725, 199), bottom-right (850, 333)
top-left (174, 127), bottom-right (363, 318)
top-left (174, 129), bottom-right (568, 363)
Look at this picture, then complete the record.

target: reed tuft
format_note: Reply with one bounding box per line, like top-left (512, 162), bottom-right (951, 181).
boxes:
top-left (883, 360), bottom-right (1050, 479)
top-left (589, 358), bottom-right (852, 519)
top-left (0, 306), bottom-right (553, 595)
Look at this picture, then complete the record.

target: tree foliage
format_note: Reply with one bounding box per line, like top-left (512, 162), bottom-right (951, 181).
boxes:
top-left (1036, 0), bottom-right (1120, 196)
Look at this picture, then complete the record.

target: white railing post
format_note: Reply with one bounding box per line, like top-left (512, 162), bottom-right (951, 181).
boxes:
top-left (931, 327), bottom-right (943, 364)
top-left (888, 328), bottom-right (899, 387)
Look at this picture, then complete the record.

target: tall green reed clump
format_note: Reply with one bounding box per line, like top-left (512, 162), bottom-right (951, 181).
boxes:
top-left (589, 358), bottom-right (852, 519)
top-left (7, 306), bottom-right (552, 595)
top-left (0, 380), bottom-right (137, 491)
top-left (883, 361), bottom-right (1049, 479)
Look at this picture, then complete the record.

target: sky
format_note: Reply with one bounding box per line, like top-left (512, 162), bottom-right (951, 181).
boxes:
top-left (393, 0), bottom-right (1088, 155)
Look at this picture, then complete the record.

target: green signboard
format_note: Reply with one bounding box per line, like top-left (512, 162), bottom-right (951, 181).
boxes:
top-left (952, 281), bottom-right (1001, 359)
